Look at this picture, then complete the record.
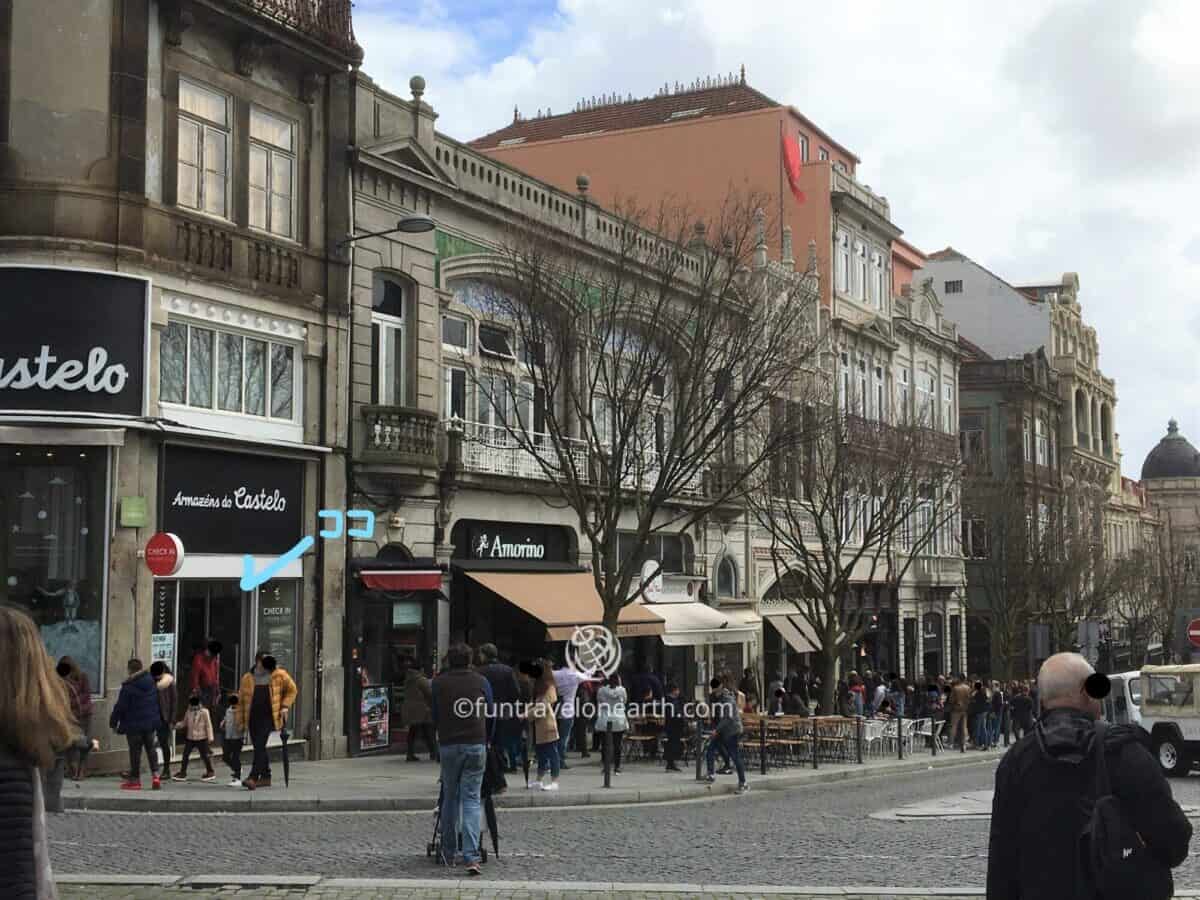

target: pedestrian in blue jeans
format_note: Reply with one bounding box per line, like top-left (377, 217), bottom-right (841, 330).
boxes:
top-left (430, 643), bottom-right (493, 876)
top-left (703, 678), bottom-right (748, 793)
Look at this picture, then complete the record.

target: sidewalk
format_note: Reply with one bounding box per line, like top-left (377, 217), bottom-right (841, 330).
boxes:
top-left (61, 744), bottom-right (1003, 813)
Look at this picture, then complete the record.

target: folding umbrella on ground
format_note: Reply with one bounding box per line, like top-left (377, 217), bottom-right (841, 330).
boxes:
top-left (278, 728), bottom-right (291, 787)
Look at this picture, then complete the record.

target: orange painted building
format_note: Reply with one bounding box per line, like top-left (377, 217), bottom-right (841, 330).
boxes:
top-left (471, 75), bottom-right (876, 310)
top-left (892, 236), bottom-right (928, 296)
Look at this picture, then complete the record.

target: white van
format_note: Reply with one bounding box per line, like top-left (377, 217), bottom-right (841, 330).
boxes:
top-left (1102, 670), bottom-right (1143, 728)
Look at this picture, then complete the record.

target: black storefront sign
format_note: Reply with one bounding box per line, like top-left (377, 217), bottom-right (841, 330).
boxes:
top-left (451, 519), bottom-right (573, 563)
top-left (0, 267), bottom-right (148, 416)
top-left (160, 445), bottom-right (304, 554)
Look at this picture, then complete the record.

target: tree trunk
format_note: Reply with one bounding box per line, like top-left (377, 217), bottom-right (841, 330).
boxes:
top-left (818, 651), bottom-right (839, 715)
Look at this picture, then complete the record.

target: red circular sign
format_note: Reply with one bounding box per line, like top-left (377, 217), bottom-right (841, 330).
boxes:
top-left (145, 532), bottom-right (184, 577)
top-left (1188, 618), bottom-right (1200, 649)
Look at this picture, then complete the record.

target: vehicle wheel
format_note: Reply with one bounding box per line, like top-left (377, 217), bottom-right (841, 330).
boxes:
top-left (1155, 736), bottom-right (1191, 777)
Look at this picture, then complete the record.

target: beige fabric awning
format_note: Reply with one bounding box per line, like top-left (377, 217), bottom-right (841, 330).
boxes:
top-left (466, 571), bottom-right (664, 640)
top-left (763, 610), bottom-right (820, 654)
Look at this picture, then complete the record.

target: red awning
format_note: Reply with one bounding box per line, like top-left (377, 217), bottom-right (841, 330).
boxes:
top-left (358, 570), bottom-right (442, 592)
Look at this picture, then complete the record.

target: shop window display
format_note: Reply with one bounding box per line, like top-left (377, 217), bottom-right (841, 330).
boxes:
top-left (1, 447), bottom-right (107, 688)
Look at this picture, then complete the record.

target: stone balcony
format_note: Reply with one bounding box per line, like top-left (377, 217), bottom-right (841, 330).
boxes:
top-left (361, 406), bottom-right (440, 469)
top-left (842, 414), bottom-right (960, 465)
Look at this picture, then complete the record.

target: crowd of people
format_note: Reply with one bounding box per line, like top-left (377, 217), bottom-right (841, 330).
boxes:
top-left (750, 665), bottom-right (1043, 752)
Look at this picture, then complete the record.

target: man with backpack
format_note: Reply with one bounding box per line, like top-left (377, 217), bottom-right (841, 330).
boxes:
top-left (987, 652), bottom-right (1192, 900)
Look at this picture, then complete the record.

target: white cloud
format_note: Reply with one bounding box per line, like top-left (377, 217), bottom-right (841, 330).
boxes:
top-left (357, 0), bottom-right (1200, 473)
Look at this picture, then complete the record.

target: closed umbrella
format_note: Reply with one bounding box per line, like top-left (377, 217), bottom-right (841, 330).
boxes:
top-left (278, 727), bottom-right (291, 787)
top-left (483, 793), bottom-right (500, 859)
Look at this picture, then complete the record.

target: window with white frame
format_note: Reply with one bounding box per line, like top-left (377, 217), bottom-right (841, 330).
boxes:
top-left (962, 517), bottom-right (988, 559)
top-left (798, 134), bottom-right (809, 163)
top-left (160, 319), bottom-right (297, 422)
top-left (855, 242), bottom-right (868, 301)
top-left (916, 372), bottom-right (935, 426)
top-left (1023, 416), bottom-right (1032, 463)
top-left (442, 314), bottom-right (471, 351)
top-left (897, 368), bottom-right (910, 424)
top-left (717, 556), bottom-right (737, 598)
top-left (960, 414), bottom-right (986, 472)
top-left (942, 380), bottom-right (954, 433)
top-left (856, 358), bottom-right (868, 416)
top-left (249, 107), bottom-right (295, 238)
top-left (476, 371), bottom-right (510, 429)
top-left (839, 351), bottom-right (851, 413)
top-left (871, 250), bottom-right (885, 310)
top-left (818, 147), bottom-right (830, 161)
top-left (1035, 417), bottom-right (1048, 466)
top-left (874, 365), bottom-right (885, 422)
top-left (836, 231), bottom-right (850, 294)
top-left (177, 79), bottom-right (230, 218)
top-left (371, 273), bottom-right (407, 406)
top-left (445, 366), bottom-right (468, 420)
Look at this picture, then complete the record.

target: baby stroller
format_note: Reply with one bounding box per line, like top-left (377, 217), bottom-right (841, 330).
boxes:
top-left (426, 776), bottom-right (499, 864)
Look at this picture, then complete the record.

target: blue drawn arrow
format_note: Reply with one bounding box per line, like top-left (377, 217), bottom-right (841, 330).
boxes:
top-left (240, 535), bottom-right (315, 592)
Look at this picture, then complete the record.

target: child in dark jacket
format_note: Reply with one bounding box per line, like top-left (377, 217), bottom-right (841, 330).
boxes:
top-left (221, 694), bottom-right (245, 786)
top-left (109, 658), bottom-right (164, 790)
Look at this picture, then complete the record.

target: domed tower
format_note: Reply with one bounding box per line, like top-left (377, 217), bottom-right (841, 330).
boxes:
top-left (1141, 420), bottom-right (1200, 482)
top-left (1141, 420), bottom-right (1200, 654)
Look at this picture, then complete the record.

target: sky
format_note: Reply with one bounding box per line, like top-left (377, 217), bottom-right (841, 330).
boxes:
top-left (355, 0), bottom-right (1200, 478)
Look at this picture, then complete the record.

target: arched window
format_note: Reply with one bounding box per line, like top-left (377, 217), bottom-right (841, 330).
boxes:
top-left (371, 272), bottom-right (410, 406)
top-left (717, 556), bottom-right (737, 598)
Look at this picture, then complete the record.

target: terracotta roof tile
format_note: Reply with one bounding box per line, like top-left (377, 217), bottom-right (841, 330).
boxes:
top-left (469, 82), bottom-right (780, 149)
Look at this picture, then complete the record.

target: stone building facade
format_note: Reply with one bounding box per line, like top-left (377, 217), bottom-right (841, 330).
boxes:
top-left (0, 0), bottom-right (358, 762)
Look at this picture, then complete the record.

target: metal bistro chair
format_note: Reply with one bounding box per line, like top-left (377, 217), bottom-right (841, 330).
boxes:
top-left (861, 718), bottom-right (887, 759)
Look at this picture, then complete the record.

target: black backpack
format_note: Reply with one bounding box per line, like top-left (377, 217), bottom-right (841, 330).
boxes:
top-left (1081, 721), bottom-right (1172, 900)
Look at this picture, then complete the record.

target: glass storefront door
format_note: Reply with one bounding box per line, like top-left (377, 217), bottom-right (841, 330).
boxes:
top-left (158, 578), bottom-right (299, 716)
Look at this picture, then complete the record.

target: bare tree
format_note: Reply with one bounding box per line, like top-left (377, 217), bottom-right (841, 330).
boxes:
top-left (1108, 547), bottom-right (1159, 668)
top-left (450, 192), bottom-right (821, 631)
top-left (961, 472), bottom-right (1039, 679)
top-left (1146, 511), bottom-right (1200, 663)
top-left (747, 395), bottom-right (962, 714)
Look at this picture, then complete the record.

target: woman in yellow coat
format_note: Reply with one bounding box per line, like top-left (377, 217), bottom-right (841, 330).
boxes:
top-left (237, 652), bottom-right (297, 790)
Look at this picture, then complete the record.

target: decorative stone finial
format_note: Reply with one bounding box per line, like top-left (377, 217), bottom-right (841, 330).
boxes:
top-left (576, 173), bottom-right (590, 194)
top-left (782, 225), bottom-right (794, 269)
top-left (1169, 419), bottom-right (1179, 434)
top-left (410, 75), bottom-right (426, 101)
top-left (739, 64), bottom-right (746, 84)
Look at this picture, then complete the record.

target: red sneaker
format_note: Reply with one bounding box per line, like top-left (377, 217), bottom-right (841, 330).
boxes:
top-left (151, 775), bottom-right (162, 790)
top-left (119, 780), bottom-right (142, 791)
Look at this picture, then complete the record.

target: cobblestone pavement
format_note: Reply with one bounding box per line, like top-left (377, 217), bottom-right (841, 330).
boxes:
top-left (57, 887), bottom-right (993, 900)
top-left (48, 762), bottom-right (1200, 890)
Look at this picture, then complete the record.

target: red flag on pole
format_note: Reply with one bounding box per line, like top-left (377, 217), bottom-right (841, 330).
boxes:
top-left (780, 132), bottom-right (806, 204)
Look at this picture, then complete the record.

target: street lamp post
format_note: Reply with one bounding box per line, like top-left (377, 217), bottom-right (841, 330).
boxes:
top-left (337, 215), bottom-right (436, 249)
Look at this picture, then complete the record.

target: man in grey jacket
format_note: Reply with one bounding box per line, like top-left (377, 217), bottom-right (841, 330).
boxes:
top-left (704, 678), bottom-right (747, 793)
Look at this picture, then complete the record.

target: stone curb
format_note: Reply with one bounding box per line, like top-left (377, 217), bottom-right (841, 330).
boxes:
top-left (54, 876), bottom-right (1200, 898)
top-left (61, 751), bottom-right (994, 814)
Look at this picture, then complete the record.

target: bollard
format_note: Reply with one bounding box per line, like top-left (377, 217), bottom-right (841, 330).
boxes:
top-left (811, 717), bottom-right (819, 770)
top-left (603, 722), bottom-right (613, 789)
top-left (855, 716), bottom-right (863, 765)
top-left (694, 716), bottom-right (704, 781)
top-left (759, 717), bottom-right (767, 775)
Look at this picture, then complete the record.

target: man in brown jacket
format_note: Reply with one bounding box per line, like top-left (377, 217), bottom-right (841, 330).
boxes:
top-left (948, 674), bottom-right (971, 752)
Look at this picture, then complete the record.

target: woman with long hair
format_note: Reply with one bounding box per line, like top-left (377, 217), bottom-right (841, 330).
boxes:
top-left (56, 656), bottom-right (93, 780)
top-left (1, 605), bottom-right (77, 898)
top-left (530, 659), bottom-right (560, 791)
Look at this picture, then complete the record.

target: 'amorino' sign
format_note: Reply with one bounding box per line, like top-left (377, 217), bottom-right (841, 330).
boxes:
top-left (451, 519), bottom-right (574, 564)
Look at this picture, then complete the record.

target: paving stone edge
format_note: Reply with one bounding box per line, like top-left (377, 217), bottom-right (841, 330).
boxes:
top-left (60, 751), bottom-right (995, 813)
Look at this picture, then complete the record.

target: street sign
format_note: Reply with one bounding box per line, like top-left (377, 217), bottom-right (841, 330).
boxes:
top-left (1188, 618), bottom-right (1200, 649)
top-left (145, 532), bottom-right (184, 577)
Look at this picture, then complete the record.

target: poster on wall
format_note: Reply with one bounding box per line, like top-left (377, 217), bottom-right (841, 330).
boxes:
top-left (360, 685), bottom-right (391, 751)
top-left (151, 632), bottom-right (175, 672)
